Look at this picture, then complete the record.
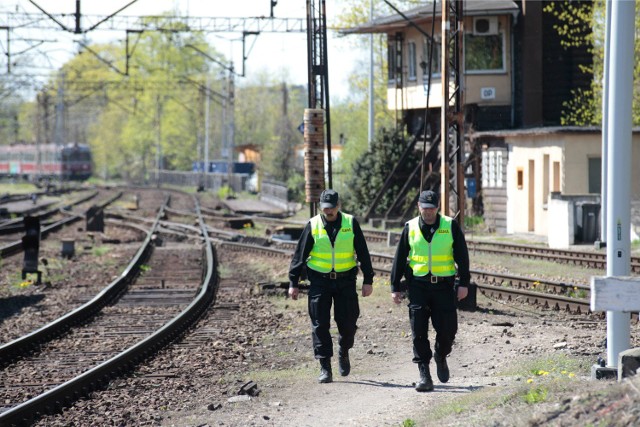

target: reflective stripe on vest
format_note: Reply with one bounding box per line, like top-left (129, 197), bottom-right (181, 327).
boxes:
top-left (407, 215), bottom-right (456, 277)
top-left (307, 213), bottom-right (357, 273)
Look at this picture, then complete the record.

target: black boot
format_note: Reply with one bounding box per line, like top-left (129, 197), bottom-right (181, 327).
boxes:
top-left (338, 349), bottom-right (351, 377)
top-left (434, 353), bottom-right (450, 383)
top-left (318, 358), bottom-right (333, 383)
top-left (415, 363), bottom-right (434, 392)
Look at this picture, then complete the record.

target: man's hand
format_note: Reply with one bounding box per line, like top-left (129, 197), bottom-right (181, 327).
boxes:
top-left (288, 286), bottom-right (299, 300)
top-left (362, 283), bottom-right (373, 297)
top-left (457, 286), bottom-right (468, 301)
top-left (391, 292), bottom-right (403, 305)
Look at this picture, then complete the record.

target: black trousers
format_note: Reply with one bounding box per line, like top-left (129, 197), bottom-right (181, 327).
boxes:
top-left (307, 273), bottom-right (360, 359)
top-left (407, 278), bottom-right (458, 365)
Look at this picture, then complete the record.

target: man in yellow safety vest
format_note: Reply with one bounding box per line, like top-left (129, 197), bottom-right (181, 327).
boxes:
top-left (289, 189), bottom-right (374, 383)
top-left (390, 190), bottom-right (470, 391)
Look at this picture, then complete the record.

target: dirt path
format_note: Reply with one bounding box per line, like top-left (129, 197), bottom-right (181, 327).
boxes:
top-left (162, 280), bottom-right (630, 427)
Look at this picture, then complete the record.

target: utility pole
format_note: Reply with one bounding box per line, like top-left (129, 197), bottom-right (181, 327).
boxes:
top-left (368, 0), bottom-right (374, 147)
top-left (54, 72), bottom-right (65, 185)
top-left (306, 0), bottom-right (332, 217)
top-left (440, 0), bottom-right (465, 227)
top-left (204, 73), bottom-right (211, 177)
top-left (227, 64), bottom-right (235, 193)
top-left (155, 95), bottom-right (162, 187)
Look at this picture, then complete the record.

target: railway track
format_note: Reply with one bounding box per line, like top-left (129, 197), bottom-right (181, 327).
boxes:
top-left (0, 191), bottom-right (218, 426)
top-left (467, 239), bottom-right (640, 273)
top-left (239, 215), bottom-right (640, 273)
top-left (220, 239), bottom-right (594, 316)
top-left (0, 189), bottom-right (122, 256)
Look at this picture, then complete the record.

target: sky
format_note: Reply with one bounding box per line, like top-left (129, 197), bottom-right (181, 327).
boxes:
top-left (0, 0), bottom-right (365, 100)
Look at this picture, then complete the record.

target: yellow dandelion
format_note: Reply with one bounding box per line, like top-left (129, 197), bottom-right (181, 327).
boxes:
top-left (561, 370), bottom-right (568, 375)
top-left (527, 378), bottom-right (534, 384)
top-left (568, 373), bottom-right (575, 378)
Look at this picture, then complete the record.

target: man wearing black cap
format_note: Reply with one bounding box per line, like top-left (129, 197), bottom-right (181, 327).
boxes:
top-left (390, 189), bottom-right (470, 392)
top-left (289, 189), bottom-right (375, 384)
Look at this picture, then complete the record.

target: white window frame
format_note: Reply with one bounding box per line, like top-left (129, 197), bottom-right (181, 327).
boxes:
top-left (422, 36), bottom-right (441, 78)
top-left (463, 31), bottom-right (507, 74)
top-left (408, 41), bottom-right (417, 81)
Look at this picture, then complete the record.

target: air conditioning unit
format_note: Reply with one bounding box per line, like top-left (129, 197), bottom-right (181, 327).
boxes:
top-left (473, 16), bottom-right (499, 35)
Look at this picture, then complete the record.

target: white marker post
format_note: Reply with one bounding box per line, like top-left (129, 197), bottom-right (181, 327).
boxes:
top-left (591, 276), bottom-right (640, 380)
top-left (600, 0), bottom-right (635, 375)
top-left (591, 277), bottom-right (640, 313)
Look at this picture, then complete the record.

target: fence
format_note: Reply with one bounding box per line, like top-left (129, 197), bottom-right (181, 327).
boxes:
top-left (260, 180), bottom-right (289, 210)
top-left (155, 170), bottom-right (250, 193)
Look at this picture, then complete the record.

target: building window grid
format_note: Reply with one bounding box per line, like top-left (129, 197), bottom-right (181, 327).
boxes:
top-left (408, 41), bottom-right (417, 80)
top-left (482, 151), bottom-right (488, 188)
top-left (482, 150), bottom-right (503, 188)
top-left (464, 31), bottom-right (506, 73)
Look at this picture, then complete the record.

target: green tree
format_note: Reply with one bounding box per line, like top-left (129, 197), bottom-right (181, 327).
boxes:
top-left (342, 128), bottom-right (417, 217)
top-left (331, 0), bottom-right (404, 193)
top-left (544, 0), bottom-right (640, 126)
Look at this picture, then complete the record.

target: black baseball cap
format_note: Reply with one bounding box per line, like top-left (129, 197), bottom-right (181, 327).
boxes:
top-left (319, 189), bottom-right (339, 209)
top-left (418, 190), bottom-right (439, 208)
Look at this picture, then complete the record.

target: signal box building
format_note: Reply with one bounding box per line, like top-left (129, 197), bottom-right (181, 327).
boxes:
top-left (343, 1), bottom-right (640, 245)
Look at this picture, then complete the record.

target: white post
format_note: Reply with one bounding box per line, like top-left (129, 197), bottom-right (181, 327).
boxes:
top-left (367, 0), bottom-right (374, 148)
top-left (599, 0), bottom-right (611, 245)
top-left (204, 74), bottom-right (210, 173)
top-left (605, 0), bottom-right (635, 368)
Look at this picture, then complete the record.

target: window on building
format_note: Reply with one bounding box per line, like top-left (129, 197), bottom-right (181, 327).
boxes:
top-left (464, 33), bottom-right (505, 73)
top-left (489, 151), bottom-right (496, 187)
top-left (588, 157), bottom-right (601, 194)
top-left (482, 150), bottom-right (503, 188)
top-left (543, 154), bottom-right (550, 205)
top-left (517, 168), bottom-right (524, 190)
top-left (387, 34), bottom-right (404, 82)
top-left (553, 161), bottom-right (560, 192)
top-left (495, 151), bottom-right (503, 187)
top-left (422, 36), bottom-right (441, 77)
top-left (482, 151), bottom-right (488, 188)
top-left (408, 41), bottom-right (417, 81)
top-left (387, 42), bottom-right (397, 81)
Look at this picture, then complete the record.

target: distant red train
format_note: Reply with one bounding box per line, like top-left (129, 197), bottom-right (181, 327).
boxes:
top-left (0, 143), bottom-right (93, 181)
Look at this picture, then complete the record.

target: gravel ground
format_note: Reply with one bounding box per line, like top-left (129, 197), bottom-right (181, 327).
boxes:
top-left (31, 247), bottom-right (638, 427)
top-left (3, 191), bottom-right (640, 426)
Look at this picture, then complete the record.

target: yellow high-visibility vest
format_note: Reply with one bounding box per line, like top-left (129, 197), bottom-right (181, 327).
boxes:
top-left (407, 215), bottom-right (456, 277)
top-left (307, 213), bottom-right (357, 273)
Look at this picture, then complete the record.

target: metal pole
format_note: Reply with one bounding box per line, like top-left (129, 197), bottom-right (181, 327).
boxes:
top-left (204, 73), bottom-right (210, 175)
top-left (227, 65), bottom-right (235, 193)
top-left (599, 0), bottom-right (611, 247)
top-left (368, 0), bottom-right (374, 147)
top-left (605, 0), bottom-right (635, 368)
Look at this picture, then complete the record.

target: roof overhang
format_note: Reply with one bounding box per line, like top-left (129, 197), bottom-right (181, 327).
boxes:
top-left (340, 0), bottom-right (520, 35)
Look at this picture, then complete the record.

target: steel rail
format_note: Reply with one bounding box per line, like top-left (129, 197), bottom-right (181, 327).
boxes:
top-left (0, 195), bottom-right (168, 366)
top-left (0, 191), bottom-right (122, 258)
top-left (0, 190), bottom-right (99, 232)
top-left (0, 195), bottom-right (218, 426)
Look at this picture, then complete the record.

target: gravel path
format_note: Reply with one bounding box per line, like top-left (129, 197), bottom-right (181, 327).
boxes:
top-left (4, 192), bottom-right (638, 426)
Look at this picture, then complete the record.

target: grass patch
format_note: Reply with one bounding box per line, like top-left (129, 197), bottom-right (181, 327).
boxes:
top-left (92, 246), bottom-right (111, 257)
top-left (0, 182), bottom-right (38, 194)
top-left (470, 252), bottom-right (600, 284)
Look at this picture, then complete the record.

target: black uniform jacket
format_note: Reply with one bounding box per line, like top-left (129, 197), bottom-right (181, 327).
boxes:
top-left (289, 212), bottom-right (375, 288)
top-left (390, 214), bottom-right (470, 293)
